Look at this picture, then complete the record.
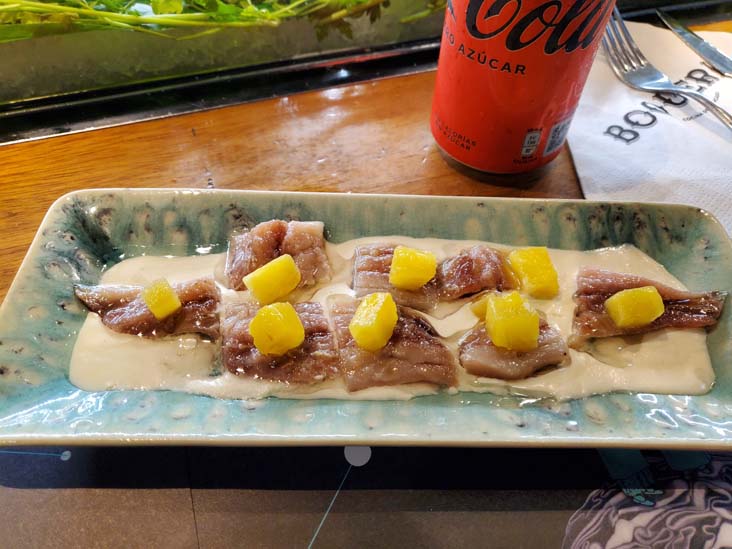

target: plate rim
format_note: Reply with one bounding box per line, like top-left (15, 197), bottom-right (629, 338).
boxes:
top-left (2, 187), bottom-right (731, 448)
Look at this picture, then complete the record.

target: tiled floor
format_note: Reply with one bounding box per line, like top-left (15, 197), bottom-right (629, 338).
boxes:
top-left (0, 447), bottom-right (197, 548)
top-left (0, 446), bottom-right (608, 548)
top-left (187, 447), bottom-right (346, 548)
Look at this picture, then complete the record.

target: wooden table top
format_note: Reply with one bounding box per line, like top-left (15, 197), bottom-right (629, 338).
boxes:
top-left (0, 70), bottom-right (582, 303)
top-left (1, 16), bottom-right (728, 549)
top-left (0, 70), bottom-right (585, 549)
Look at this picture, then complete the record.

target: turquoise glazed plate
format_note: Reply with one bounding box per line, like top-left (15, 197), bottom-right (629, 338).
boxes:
top-left (1, 189), bottom-right (731, 448)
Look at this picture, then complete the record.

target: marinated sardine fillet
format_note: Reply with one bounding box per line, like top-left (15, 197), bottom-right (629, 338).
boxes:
top-left (222, 301), bottom-right (339, 384)
top-left (225, 220), bottom-right (331, 290)
top-left (459, 320), bottom-right (569, 380)
top-left (571, 268), bottom-right (727, 346)
top-left (74, 278), bottom-right (221, 339)
top-left (329, 297), bottom-right (457, 391)
top-left (437, 245), bottom-right (512, 300)
top-left (351, 244), bottom-right (510, 311)
top-left (351, 244), bottom-right (440, 311)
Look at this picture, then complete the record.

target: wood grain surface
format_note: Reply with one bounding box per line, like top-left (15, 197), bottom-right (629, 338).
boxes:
top-left (0, 70), bottom-right (581, 303)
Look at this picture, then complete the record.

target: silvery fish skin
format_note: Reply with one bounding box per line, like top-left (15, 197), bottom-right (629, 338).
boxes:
top-left (225, 220), bottom-right (331, 291)
top-left (437, 245), bottom-right (513, 300)
top-left (74, 278), bottom-right (221, 339)
top-left (222, 301), bottom-right (339, 384)
top-left (329, 297), bottom-right (457, 392)
top-left (570, 267), bottom-right (726, 347)
top-left (351, 244), bottom-right (440, 311)
top-left (351, 243), bottom-right (511, 311)
top-left (459, 319), bottom-right (569, 380)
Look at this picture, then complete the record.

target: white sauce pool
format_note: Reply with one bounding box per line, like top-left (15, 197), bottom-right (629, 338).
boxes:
top-left (69, 238), bottom-right (715, 401)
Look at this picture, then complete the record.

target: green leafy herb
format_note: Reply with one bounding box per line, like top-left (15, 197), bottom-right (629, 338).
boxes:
top-left (151, 0), bottom-right (182, 14)
top-left (400, 0), bottom-right (442, 22)
top-left (0, 0), bottom-right (443, 43)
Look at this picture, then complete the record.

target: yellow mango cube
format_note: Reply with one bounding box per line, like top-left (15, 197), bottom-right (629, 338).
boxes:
top-left (243, 254), bottom-right (301, 304)
top-left (470, 294), bottom-right (490, 319)
top-left (348, 292), bottom-right (398, 352)
top-left (141, 278), bottom-right (182, 320)
top-left (507, 247), bottom-right (559, 299)
top-left (389, 245), bottom-right (437, 291)
top-left (484, 291), bottom-right (539, 352)
top-left (249, 302), bottom-right (305, 356)
top-left (604, 286), bottom-right (665, 329)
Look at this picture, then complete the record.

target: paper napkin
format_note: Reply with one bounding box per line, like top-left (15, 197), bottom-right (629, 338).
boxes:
top-left (567, 21), bottom-right (732, 235)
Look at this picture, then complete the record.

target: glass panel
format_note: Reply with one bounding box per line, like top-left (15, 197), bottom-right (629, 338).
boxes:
top-left (1, 0), bottom-right (727, 106)
top-left (0, 0), bottom-right (442, 105)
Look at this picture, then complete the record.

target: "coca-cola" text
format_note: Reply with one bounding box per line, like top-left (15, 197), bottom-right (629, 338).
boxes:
top-left (464, 0), bottom-right (613, 54)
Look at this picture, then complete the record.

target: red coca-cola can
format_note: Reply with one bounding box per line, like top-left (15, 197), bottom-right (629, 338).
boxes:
top-left (431, 0), bottom-right (616, 174)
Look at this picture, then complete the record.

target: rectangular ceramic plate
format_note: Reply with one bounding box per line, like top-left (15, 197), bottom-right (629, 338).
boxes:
top-left (1, 189), bottom-right (731, 448)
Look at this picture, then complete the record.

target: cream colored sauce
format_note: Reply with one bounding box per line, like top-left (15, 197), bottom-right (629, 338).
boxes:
top-left (69, 239), bottom-right (715, 401)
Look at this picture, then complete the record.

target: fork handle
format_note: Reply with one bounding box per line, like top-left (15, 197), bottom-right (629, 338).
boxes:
top-left (681, 90), bottom-right (732, 132)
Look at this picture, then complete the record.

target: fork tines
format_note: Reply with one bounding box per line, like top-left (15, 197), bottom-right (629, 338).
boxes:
top-left (603, 7), bottom-right (646, 72)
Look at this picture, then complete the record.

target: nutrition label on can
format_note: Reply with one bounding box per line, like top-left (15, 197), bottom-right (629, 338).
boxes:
top-left (521, 129), bottom-right (542, 157)
top-left (543, 117), bottom-right (573, 156)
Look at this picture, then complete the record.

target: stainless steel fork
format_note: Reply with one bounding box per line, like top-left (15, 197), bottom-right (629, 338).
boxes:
top-left (602, 8), bottom-right (732, 132)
